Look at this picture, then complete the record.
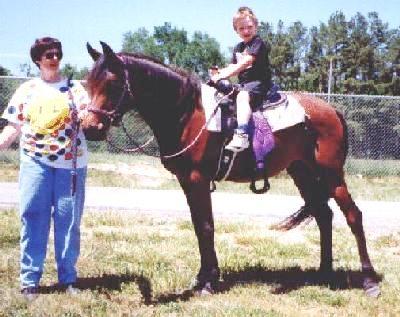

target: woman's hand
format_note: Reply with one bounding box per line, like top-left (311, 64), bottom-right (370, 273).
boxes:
top-left (0, 123), bottom-right (21, 150)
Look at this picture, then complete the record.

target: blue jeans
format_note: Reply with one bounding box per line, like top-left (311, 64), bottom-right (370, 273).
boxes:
top-left (18, 158), bottom-right (87, 288)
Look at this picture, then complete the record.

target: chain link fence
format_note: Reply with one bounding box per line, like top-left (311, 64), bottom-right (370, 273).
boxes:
top-left (1, 76), bottom-right (400, 176)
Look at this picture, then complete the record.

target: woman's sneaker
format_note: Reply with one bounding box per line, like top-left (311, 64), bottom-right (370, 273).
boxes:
top-left (21, 286), bottom-right (39, 301)
top-left (225, 132), bottom-right (249, 152)
top-left (65, 284), bottom-right (80, 295)
top-left (59, 283), bottom-right (80, 295)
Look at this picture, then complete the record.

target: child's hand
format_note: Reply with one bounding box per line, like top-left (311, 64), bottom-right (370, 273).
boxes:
top-left (209, 66), bottom-right (219, 76)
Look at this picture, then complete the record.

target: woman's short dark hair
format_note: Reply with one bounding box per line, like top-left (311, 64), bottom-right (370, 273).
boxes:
top-left (30, 37), bottom-right (63, 68)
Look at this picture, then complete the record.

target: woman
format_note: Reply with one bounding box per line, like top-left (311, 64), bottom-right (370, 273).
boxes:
top-left (0, 37), bottom-right (89, 300)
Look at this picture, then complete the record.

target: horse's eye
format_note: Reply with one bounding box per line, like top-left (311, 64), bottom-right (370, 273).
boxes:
top-left (108, 80), bottom-right (123, 92)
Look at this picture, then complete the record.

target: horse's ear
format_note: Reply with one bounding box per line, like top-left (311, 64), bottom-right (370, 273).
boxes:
top-left (100, 41), bottom-right (115, 56)
top-left (100, 41), bottom-right (123, 74)
top-left (86, 42), bottom-right (101, 61)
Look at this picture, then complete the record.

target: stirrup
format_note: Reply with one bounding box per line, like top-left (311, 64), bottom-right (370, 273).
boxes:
top-left (250, 177), bottom-right (270, 194)
top-left (250, 166), bottom-right (270, 194)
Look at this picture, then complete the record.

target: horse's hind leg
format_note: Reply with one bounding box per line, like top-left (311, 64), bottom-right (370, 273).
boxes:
top-left (287, 161), bottom-right (333, 273)
top-left (330, 175), bottom-right (380, 296)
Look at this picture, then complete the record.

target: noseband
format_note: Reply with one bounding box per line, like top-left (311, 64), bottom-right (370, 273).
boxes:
top-left (87, 64), bottom-right (133, 125)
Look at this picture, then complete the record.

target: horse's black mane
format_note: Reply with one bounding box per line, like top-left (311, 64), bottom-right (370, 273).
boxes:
top-left (120, 52), bottom-right (192, 78)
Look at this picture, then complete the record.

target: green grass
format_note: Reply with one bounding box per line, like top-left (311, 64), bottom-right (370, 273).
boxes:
top-left (0, 209), bottom-right (399, 316)
top-left (1, 150), bottom-right (400, 201)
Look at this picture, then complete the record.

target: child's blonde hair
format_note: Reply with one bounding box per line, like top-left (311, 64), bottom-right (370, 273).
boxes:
top-left (232, 6), bottom-right (258, 31)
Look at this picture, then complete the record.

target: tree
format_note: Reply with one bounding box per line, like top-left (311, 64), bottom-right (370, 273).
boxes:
top-left (153, 22), bottom-right (189, 65)
top-left (258, 21), bottom-right (274, 45)
top-left (19, 63), bottom-right (37, 77)
top-left (382, 27), bottom-right (400, 94)
top-left (122, 23), bottom-right (225, 80)
top-left (300, 26), bottom-right (324, 92)
top-left (287, 21), bottom-right (307, 89)
top-left (342, 13), bottom-right (374, 93)
top-left (288, 21), bottom-right (308, 66)
top-left (122, 28), bottom-right (164, 61)
top-left (60, 63), bottom-right (88, 80)
top-left (0, 65), bottom-right (11, 76)
top-left (268, 20), bottom-right (295, 89)
top-left (179, 32), bottom-right (225, 79)
top-left (319, 11), bottom-right (348, 92)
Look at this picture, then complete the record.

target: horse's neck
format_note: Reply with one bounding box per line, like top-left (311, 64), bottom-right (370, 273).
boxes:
top-left (145, 115), bottom-right (183, 156)
top-left (136, 96), bottom-right (187, 156)
top-left (131, 62), bottom-right (199, 155)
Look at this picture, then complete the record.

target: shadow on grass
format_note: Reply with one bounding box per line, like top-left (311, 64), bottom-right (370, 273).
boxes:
top-left (38, 273), bottom-right (153, 304)
top-left (35, 266), bottom-right (382, 305)
top-left (220, 265), bottom-right (383, 294)
top-left (151, 265), bottom-right (383, 304)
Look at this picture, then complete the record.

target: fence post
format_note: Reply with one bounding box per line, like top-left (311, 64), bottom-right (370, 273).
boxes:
top-left (327, 57), bottom-right (333, 103)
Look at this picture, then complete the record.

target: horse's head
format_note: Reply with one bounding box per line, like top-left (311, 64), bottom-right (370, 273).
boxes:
top-left (81, 41), bottom-right (133, 141)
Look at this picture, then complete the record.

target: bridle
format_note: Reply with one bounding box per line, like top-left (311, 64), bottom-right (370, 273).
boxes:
top-left (87, 65), bottom-right (134, 125)
top-left (86, 60), bottom-right (156, 153)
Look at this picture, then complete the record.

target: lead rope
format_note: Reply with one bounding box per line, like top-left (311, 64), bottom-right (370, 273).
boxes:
top-left (67, 75), bottom-right (79, 197)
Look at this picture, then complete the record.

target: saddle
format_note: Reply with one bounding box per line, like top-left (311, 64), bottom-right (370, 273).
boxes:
top-left (206, 80), bottom-right (287, 194)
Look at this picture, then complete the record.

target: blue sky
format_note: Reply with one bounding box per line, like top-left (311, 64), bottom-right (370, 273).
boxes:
top-left (1, 0), bottom-right (399, 76)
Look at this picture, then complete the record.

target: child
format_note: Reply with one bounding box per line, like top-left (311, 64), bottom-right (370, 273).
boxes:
top-left (211, 6), bottom-right (272, 152)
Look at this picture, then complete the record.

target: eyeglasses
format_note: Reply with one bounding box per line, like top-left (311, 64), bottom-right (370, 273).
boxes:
top-left (44, 51), bottom-right (62, 60)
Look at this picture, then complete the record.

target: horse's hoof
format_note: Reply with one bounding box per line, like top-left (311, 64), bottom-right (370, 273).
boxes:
top-left (365, 284), bottom-right (380, 298)
top-left (363, 279), bottom-right (380, 298)
top-left (364, 284), bottom-right (380, 298)
top-left (192, 281), bottom-right (215, 296)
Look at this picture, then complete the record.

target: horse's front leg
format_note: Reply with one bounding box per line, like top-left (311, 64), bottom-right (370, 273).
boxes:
top-left (177, 170), bottom-right (220, 294)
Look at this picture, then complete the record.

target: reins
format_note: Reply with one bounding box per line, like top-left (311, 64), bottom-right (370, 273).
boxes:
top-left (161, 88), bottom-right (235, 159)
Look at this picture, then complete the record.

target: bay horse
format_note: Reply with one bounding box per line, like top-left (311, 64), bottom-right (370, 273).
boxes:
top-left (81, 42), bottom-right (380, 297)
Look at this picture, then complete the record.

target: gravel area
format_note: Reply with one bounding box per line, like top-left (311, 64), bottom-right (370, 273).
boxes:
top-left (1, 182), bottom-right (399, 236)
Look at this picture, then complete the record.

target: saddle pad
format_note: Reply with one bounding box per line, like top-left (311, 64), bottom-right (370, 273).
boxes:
top-left (201, 84), bottom-right (221, 132)
top-left (262, 94), bottom-right (306, 132)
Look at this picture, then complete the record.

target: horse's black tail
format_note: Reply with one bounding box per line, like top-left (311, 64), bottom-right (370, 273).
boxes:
top-left (336, 110), bottom-right (349, 162)
top-left (269, 205), bottom-right (313, 231)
